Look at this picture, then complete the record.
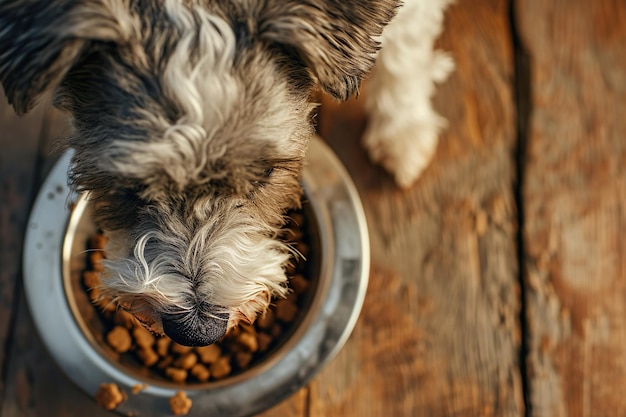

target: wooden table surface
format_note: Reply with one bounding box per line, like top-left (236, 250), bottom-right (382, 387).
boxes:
top-left (1, 0), bottom-right (625, 416)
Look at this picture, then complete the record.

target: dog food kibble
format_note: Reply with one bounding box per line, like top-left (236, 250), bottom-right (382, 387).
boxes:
top-left (156, 336), bottom-right (171, 357)
top-left (137, 347), bottom-right (160, 367)
top-left (290, 274), bottom-right (309, 295)
top-left (210, 356), bottom-right (232, 380)
top-left (235, 351), bottom-right (253, 369)
top-left (89, 251), bottom-right (105, 272)
top-left (190, 363), bottom-right (211, 382)
top-left (169, 391), bottom-right (193, 416)
top-left (114, 309), bottom-right (136, 329)
top-left (236, 331), bottom-right (259, 352)
top-left (133, 325), bottom-right (155, 348)
top-left (131, 383), bottom-right (147, 394)
top-left (107, 326), bottom-right (132, 353)
top-left (257, 332), bottom-right (273, 352)
top-left (271, 323), bottom-right (282, 338)
top-left (94, 383), bottom-right (125, 410)
top-left (295, 241), bottom-right (310, 258)
top-left (274, 299), bottom-right (299, 322)
top-left (171, 342), bottom-right (194, 355)
top-left (196, 344), bottom-right (221, 364)
top-left (83, 270), bottom-right (102, 289)
top-left (255, 309), bottom-right (275, 330)
top-left (82, 206), bottom-right (315, 385)
top-left (165, 367), bottom-right (188, 383)
top-left (174, 352), bottom-right (198, 370)
top-left (90, 233), bottom-right (108, 250)
top-left (158, 355), bottom-right (174, 369)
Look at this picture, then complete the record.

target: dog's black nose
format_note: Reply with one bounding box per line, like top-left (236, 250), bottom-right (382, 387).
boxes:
top-left (161, 308), bottom-right (229, 347)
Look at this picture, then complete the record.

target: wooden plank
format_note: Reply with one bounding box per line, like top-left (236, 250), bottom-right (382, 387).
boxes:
top-left (516, 0), bottom-right (626, 416)
top-left (314, 0), bottom-right (523, 416)
top-left (0, 95), bottom-right (46, 411)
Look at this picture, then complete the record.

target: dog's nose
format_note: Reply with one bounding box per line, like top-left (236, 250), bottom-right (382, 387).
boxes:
top-left (160, 308), bottom-right (229, 347)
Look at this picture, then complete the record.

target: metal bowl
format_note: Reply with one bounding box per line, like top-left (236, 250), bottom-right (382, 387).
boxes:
top-left (23, 135), bottom-right (369, 417)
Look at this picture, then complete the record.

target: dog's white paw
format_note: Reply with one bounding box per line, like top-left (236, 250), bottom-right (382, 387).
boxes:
top-left (363, 112), bottom-right (446, 188)
top-left (362, 0), bottom-right (454, 189)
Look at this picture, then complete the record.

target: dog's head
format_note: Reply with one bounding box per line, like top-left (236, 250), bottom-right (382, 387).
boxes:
top-left (1, 0), bottom-right (398, 346)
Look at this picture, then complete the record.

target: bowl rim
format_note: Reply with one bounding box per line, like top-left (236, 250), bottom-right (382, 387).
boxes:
top-left (22, 135), bottom-right (369, 417)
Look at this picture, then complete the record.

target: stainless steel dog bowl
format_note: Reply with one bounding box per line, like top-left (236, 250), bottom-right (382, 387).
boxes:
top-left (23, 135), bottom-right (369, 416)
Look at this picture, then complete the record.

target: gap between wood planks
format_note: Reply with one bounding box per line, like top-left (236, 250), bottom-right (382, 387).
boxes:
top-left (509, 2), bottom-right (532, 417)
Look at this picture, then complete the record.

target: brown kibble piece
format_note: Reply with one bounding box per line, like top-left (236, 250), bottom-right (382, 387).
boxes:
top-left (107, 326), bottom-right (132, 353)
top-left (255, 310), bottom-right (275, 330)
top-left (90, 233), bottom-right (108, 250)
top-left (156, 337), bottom-right (171, 357)
top-left (137, 347), bottom-right (160, 367)
top-left (89, 251), bottom-right (106, 271)
top-left (236, 331), bottom-right (258, 353)
top-left (210, 356), bottom-right (232, 380)
top-left (290, 275), bottom-right (309, 295)
top-left (83, 270), bottom-right (101, 289)
top-left (171, 342), bottom-right (194, 355)
top-left (195, 344), bottom-right (221, 364)
top-left (94, 383), bottom-right (125, 410)
top-left (157, 356), bottom-right (174, 369)
top-left (225, 325), bottom-right (241, 339)
top-left (97, 296), bottom-right (117, 313)
top-left (295, 241), bottom-right (309, 257)
top-left (190, 363), bottom-right (210, 382)
top-left (114, 309), bottom-right (136, 329)
top-left (286, 292), bottom-right (299, 304)
top-left (88, 287), bottom-right (101, 304)
top-left (271, 324), bottom-right (282, 338)
top-left (174, 352), bottom-right (198, 370)
top-left (165, 367), bottom-right (188, 383)
top-left (131, 383), bottom-right (147, 394)
top-left (285, 261), bottom-right (297, 276)
top-left (235, 352), bottom-right (253, 369)
top-left (257, 332), bottom-right (273, 352)
top-left (239, 323), bottom-right (255, 334)
top-left (286, 227), bottom-right (304, 242)
top-left (274, 299), bottom-right (299, 323)
top-left (288, 212), bottom-right (304, 227)
top-left (133, 326), bottom-right (155, 349)
top-left (169, 391), bottom-right (193, 416)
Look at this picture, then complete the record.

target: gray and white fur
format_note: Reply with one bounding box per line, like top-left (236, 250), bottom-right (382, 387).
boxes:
top-left (0, 0), bottom-right (398, 346)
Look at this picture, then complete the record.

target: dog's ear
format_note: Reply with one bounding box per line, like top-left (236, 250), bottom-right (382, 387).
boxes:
top-left (261, 0), bottom-right (399, 101)
top-left (0, 0), bottom-right (136, 115)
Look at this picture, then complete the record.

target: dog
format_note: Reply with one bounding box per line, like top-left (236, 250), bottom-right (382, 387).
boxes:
top-left (0, 0), bottom-right (451, 346)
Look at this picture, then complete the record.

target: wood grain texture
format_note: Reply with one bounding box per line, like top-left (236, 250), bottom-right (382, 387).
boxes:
top-left (516, 0), bottom-right (626, 416)
top-left (314, 1), bottom-right (522, 416)
top-left (0, 98), bottom-right (46, 412)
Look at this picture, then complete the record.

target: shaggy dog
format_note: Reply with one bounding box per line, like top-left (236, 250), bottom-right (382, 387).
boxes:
top-left (0, 0), bottom-right (451, 346)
